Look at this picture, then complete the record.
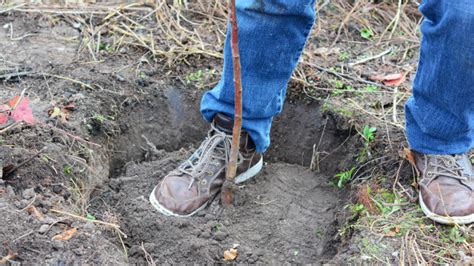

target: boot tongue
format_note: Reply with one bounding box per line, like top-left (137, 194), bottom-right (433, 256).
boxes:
top-left (213, 113), bottom-right (233, 134)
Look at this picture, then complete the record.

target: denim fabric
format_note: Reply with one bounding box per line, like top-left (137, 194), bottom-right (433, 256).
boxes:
top-left (201, 0), bottom-right (474, 154)
top-left (405, 0), bottom-right (474, 154)
top-left (200, 0), bottom-right (315, 152)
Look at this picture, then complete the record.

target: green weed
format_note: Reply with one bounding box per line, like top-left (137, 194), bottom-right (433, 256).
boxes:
top-left (363, 85), bottom-right (378, 93)
top-left (63, 165), bottom-right (73, 174)
top-left (339, 51), bottom-right (350, 61)
top-left (186, 69), bottom-right (203, 84)
top-left (334, 166), bottom-right (356, 188)
top-left (360, 28), bottom-right (373, 39)
top-left (362, 125), bottom-right (377, 143)
top-left (314, 228), bottom-right (324, 238)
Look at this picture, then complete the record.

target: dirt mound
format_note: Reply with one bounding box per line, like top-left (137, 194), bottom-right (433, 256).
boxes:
top-left (84, 87), bottom-right (358, 264)
top-left (91, 150), bottom-right (345, 264)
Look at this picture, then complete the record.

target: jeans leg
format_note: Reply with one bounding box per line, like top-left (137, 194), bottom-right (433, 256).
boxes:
top-left (405, 0), bottom-right (474, 154)
top-left (200, 0), bottom-right (315, 153)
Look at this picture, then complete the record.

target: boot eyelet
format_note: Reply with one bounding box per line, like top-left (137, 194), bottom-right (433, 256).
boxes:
top-left (200, 180), bottom-right (208, 185)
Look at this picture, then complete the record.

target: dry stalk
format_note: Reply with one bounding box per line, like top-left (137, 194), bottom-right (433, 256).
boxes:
top-left (50, 209), bottom-right (127, 238)
top-left (221, 0), bottom-right (242, 206)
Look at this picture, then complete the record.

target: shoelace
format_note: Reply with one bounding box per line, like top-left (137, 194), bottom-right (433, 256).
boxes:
top-left (424, 154), bottom-right (473, 191)
top-left (177, 123), bottom-right (235, 190)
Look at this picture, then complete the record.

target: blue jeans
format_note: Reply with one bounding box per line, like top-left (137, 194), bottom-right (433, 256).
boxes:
top-left (201, 0), bottom-right (474, 154)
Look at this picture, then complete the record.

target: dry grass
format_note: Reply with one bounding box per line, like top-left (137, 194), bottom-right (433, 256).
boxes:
top-left (1, 0), bottom-right (472, 263)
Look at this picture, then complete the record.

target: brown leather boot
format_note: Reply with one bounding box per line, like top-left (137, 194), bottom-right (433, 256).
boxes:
top-left (411, 151), bottom-right (473, 225)
top-left (149, 113), bottom-right (263, 217)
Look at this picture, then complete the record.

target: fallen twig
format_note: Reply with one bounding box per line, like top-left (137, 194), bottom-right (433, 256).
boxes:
top-left (0, 71), bottom-right (35, 80)
top-left (348, 48), bottom-right (392, 67)
top-left (0, 121), bottom-right (22, 134)
top-left (50, 209), bottom-right (127, 238)
top-left (301, 61), bottom-right (393, 90)
top-left (3, 147), bottom-right (47, 177)
top-left (40, 122), bottom-right (102, 148)
top-left (0, 251), bottom-right (16, 264)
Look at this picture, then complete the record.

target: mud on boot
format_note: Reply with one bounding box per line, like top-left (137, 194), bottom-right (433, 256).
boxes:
top-left (149, 113), bottom-right (263, 217)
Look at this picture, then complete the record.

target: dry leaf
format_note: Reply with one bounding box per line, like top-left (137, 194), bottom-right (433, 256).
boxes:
top-left (402, 148), bottom-right (420, 177)
top-left (0, 104), bottom-right (9, 124)
top-left (52, 227), bottom-right (77, 241)
top-left (0, 95), bottom-right (36, 125)
top-left (48, 106), bottom-right (70, 123)
top-left (369, 73), bottom-right (406, 86)
top-left (26, 205), bottom-right (44, 220)
top-left (223, 248), bottom-right (238, 261)
top-left (385, 226), bottom-right (401, 237)
top-left (0, 250), bottom-right (16, 264)
top-left (313, 47), bottom-right (340, 59)
top-left (9, 96), bottom-right (35, 124)
top-left (402, 148), bottom-right (416, 165)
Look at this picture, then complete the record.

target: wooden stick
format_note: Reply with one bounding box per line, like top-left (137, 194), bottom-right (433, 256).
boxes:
top-left (222, 0), bottom-right (243, 205)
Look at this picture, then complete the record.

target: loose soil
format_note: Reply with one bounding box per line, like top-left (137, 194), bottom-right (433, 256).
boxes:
top-left (89, 88), bottom-right (358, 264)
top-left (0, 8), bottom-right (372, 265)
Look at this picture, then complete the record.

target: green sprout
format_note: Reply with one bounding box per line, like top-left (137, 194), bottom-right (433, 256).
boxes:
top-left (63, 165), bottom-right (73, 174)
top-left (334, 166), bottom-right (356, 188)
top-left (360, 28), bottom-right (373, 39)
top-left (362, 125), bottom-right (377, 143)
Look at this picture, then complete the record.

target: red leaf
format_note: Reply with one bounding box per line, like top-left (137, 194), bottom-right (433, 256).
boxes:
top-left (0, 104), bottom-right (9, 125)
top-left (369, 73), bottom-right (405, 86)
top-left (9, 97), bottom-right (35, 124)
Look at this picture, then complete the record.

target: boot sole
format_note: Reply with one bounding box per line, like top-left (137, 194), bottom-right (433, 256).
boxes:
top-left (419, 191), bottom-right (474, 225)
top-left (149, 157), bottom-right (264, 217)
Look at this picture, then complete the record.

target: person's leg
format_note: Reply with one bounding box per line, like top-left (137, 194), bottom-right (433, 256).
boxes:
top-left (405, 0), bottom-right (474, 154)
top-left (151, 0), bottom-right (316, 217)
top-left (201, 0), bottom-right (316, 153)
top-left (406, 0), bottom-right (474, 225)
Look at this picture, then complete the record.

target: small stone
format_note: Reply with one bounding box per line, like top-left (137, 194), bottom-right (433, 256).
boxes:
top-left (214, 231), bottom-right (227, 241)
top-left (82, 222), bottom-right (96, 231)
top-left (71, 93), bottom-right (85, 101)
top-left (40, 216), bottom-right (57, 224)
top-left (6, 186), bottom-right (15, 196)
top-left (14, 199), bottom-right (30, 209)
top-left (38, 224), bottom-right (50, 234)
top-left (22, 188), bottom-right (36, 199)
top-left (52, 240), bottom-right (64, 250)
top-left (200, 231), bottom-right (211, 239)
top-left (52, 185), bottom-right (62, 194)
